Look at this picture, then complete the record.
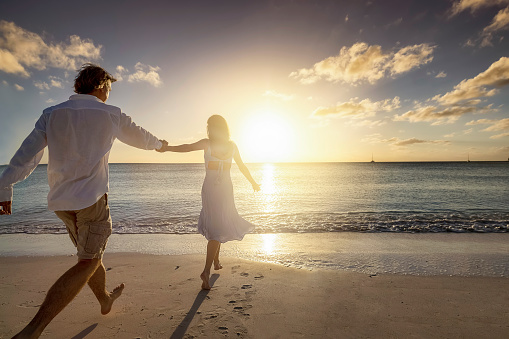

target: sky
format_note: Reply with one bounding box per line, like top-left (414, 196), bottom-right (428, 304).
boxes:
top-left (0, 0), bottom-right (508, 164)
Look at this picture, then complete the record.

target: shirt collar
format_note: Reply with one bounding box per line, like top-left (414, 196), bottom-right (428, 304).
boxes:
top-left (69, 94), bottom-right (103, 103)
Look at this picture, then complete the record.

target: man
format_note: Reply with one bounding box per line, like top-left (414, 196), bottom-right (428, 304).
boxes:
top-left (0, 63), bottom-right (167, 338)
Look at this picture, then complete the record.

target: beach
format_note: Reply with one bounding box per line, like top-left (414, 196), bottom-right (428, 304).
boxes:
top-left (1, 233), bottom-right (508, 338)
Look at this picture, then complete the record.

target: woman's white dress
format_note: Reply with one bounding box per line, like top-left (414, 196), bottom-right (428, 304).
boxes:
top-left (197, 146), bottom-right (255, 243)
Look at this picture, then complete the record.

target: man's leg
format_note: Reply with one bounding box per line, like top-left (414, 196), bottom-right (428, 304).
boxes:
top-left (13, 259), bottom-right (101, 339)
top-left (87, 260), bottom-right (125, 315)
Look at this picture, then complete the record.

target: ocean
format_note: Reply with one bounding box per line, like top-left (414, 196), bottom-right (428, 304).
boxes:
top-left (0, 162), bottom-right (508, 234)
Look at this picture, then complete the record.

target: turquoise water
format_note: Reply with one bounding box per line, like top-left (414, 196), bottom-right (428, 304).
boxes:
top-left (0, 162), bottom-right (508, 234)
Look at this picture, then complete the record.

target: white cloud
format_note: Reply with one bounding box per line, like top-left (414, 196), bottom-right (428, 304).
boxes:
top-left (33, 76), bottom-right (65, 91)
top-left (290, 42), bottom-right (435, 85)
top-left (114, 65), bottom-right (128, 81)
top-left (363, 134), bottom-right (451, 146)
top-left (450, 0), bottom-right (509, 16)
top-left (383, 137), bottom-right (451, 147)
top-left (49, 76), bottom-right (64, 88)
top-left (481, 7), bottom-right (509, 46)
top-left (361, 133), bottom-right (383, 144)
top-left (46, 98), bottom-right (56, 103)
top-left (127, 62), bottom-right (163, 87)
top-left (466, 118), bottom-right (509, 138)
top-left (14, 84), bottom-right (24, 91)
top-left (434, 57), bottom-right (509, 105)
top-left (435, 71), bottom-right (447, 78)
top-left (263, 90), bottom-right (295, 101)
top-left (34, 81), bottom-right (50, 90)
top-left (312, 96), bottom-right (401, 118)
top-left (393, 105), bottom-right (482, 124)
top-left (0, 48), bottom-right (29, 76)
top-left (0, 20), bottom-right (102, 77)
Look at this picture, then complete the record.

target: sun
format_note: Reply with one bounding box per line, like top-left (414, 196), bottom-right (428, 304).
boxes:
top-left (240, 111), bottom-right (294, 163)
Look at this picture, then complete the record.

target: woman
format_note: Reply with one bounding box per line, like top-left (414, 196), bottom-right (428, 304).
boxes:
top-left (159, 115), bottom-right (260, 289)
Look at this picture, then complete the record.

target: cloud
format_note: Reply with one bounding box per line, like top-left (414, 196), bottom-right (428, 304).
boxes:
top-left (450, 0), bottom-right (509, 16)
top-left (114, 65), bottom-right (127, 81)
top-left (433, 57), bottom-right (509, 105)
top-left (467, 117), bottom-right (509, 130)
top-left (263, 90), bottom-right (295, 101)
top-left (312, 96), bottom-right (401, 118)
top-left (393, 104), bottom-right (484, 124)
top-left (0, 49), bottom-right (29, 76)
top-left (435, 71), bottom-right (447, 78)
top-left (127, 62), bottom-right (163, 87)
top-left (0, 20), bottom-right (102, 77)
top-left (34, 81), bottom-right (51, 90)
top-left (466, 118), bottom-right (509, 138)
top-left (289, 42), bottom-right (435, 85)
top-left (481, 7), bottom-right (509, 46)
top-left (49, 76), bottom-right (64, 88)
top-left (384, 137), bottom-right (451, 147)
top-left (361, 133), bottom-right (383, 144)
top-left (14, 84), bottom-right (24, 91)
top-left (363, 134), bottom-right (451, 146)
top-left (33, 76), bottom-right (65, 91)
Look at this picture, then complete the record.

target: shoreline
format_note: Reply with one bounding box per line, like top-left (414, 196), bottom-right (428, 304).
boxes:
top-left (1, 233), bottom-right (508, 277)
top-left (1, 253), bottom-right (508, 338)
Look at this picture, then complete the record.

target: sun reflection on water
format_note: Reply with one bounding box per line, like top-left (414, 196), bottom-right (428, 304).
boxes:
top-left (261, 233), bottom-right (278, 255)
top-left (260, 163), bottom-right (278, 213)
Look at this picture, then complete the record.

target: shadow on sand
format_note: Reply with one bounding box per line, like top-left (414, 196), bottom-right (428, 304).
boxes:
top-left (170, 274), bottom-right (220, 339)
top-left (70, 323), bottom-right (98, 339)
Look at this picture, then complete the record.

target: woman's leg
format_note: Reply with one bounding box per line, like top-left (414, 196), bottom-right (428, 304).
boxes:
top-left (213, 243), bottom-right (222, 270)
top-left (201, 240), bottom-right (220, 290)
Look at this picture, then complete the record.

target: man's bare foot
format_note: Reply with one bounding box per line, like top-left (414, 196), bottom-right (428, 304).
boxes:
top-left (200, 271), bottom-right (211, 290)
top-left (101, 283), bottom-right (125, 315)
top-left (214, 262), bottom-right (223, 270)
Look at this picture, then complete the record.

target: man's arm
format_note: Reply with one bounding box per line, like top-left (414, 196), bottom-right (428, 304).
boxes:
top-left (116, 112), bottom-right (163, 151)
top-left (0, 116), bottom-right (48, 214)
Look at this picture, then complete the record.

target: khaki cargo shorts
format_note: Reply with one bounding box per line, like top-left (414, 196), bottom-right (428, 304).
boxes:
top-left (55, 194), bottom-right (112, 260)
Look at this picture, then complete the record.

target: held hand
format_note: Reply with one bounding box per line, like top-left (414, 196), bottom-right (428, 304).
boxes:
top-left (252, 182), bottom-right (261, 192)
top-left (0, 201), bottom-right (12, 215)
top-left (156, 140), bottom-right (168, 153)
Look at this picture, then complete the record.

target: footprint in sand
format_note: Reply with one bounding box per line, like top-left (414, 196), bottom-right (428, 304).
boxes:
top-left (254, 274), bottom-right (264, 280)
top-left (241, 284), bottom-right (252, 289)
top-left (240, 272), bottom-right (249, 277)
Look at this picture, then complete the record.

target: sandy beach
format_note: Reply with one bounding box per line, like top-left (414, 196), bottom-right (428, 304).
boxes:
top-left (1, 250), bottom-right (508, 338)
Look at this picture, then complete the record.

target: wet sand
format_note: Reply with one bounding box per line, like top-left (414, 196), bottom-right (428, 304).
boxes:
top-left (1, 253), bottom-right (508, 338)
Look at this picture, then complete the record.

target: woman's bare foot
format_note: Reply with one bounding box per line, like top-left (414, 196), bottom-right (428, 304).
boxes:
top-left (101, 283), bottom-right (125, 315)
top-left (200, 271), bottom-right (211, 290)
top-left (214, 262), bottom-right (223, 270)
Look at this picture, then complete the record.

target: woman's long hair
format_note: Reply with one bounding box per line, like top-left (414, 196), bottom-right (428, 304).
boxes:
top-left (207, 115), bottom-right (230, 142)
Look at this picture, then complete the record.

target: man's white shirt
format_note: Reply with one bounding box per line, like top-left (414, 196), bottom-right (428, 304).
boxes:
top-left (0, 94), bottom-right (162, 211)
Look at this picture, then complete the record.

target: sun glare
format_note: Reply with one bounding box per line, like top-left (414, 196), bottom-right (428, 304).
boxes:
top-left (240, 111), bottom-right (294, 163)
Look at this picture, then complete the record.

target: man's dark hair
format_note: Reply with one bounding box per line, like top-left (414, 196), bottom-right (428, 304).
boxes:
top-left (74, 63), bottom-right (117, 94)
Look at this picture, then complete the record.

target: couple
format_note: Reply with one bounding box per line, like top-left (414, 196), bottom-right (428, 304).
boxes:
top-left (0, 63), bottom-right (260, 338)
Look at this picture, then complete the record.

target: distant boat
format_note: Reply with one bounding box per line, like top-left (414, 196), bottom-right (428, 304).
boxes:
top-left (467, 153), bottom-right (470, 162)
top-left (371, 153), bottom-right (375, 163)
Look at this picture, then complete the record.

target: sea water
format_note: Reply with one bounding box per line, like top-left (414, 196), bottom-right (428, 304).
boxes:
top-left (0, 162), bottom-right (508, 234)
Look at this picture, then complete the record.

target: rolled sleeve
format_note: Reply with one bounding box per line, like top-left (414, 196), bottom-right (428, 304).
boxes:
top-left (116, 113), bottom-right (162, 150)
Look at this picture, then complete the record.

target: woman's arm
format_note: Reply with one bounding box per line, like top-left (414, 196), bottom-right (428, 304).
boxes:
top-left (233, 143), bottom-right (261, 192)
top-left (161, 138), bottom-right (208, 153)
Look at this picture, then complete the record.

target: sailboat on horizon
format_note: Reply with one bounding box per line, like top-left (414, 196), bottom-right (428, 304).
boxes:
top-left (371, 153), bottom-right (375, 163)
